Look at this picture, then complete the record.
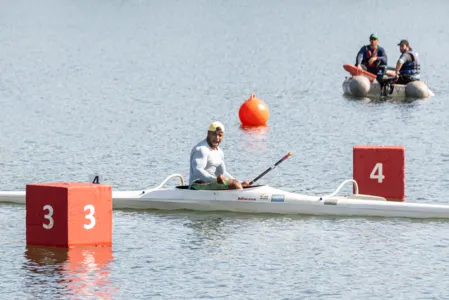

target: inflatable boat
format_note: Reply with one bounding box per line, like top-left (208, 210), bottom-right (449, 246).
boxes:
top-left (342, 64), bottom-right (434, 98)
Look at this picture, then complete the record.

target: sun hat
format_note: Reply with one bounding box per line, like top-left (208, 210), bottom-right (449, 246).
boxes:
top-left (369, 33), bottom-right (379, 40)
top-left (397, 39), bottom-right (409, 46)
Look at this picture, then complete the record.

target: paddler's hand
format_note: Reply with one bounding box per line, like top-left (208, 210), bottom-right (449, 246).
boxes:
top-left (217, 174), bottom-right (226, 184)
top-left (368, 57), bottom-right (377, 64)
top-left (357, 65), bottom-right (363, 70)
top-left (241, 181), bottom-right (251, 187)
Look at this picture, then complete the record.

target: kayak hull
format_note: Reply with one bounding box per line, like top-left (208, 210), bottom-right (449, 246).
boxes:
top-left (2, 185), bottom-right (449, 219)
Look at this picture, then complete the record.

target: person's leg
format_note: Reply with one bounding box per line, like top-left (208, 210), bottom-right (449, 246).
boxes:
top-left (395, 76), bottom-right (412, 85)
top-left (227, 178), bottom-right (243, 190)
top-left (191, 179), bottom-right (233, 190)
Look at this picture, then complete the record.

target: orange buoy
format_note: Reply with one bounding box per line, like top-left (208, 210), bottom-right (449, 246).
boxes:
top-left (238, 94), bottom-right (269, 126)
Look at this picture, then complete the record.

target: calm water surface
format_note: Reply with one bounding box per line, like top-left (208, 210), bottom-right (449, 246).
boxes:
top-left (1, 0), bottom-right (449, 299)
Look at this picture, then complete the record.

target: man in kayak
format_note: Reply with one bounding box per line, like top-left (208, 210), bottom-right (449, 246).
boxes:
top-left (355, 33), bottom-right (388, 75)
top-left (394, 39), bottom-right (420, 84)
top-left (189, 121), bottom-right (250, 190)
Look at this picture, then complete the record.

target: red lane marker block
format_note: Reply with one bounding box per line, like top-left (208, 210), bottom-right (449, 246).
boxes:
top-left (26, 183), bottom-right (112, 247)
top-left (353, 146), bottom-right (405, 201)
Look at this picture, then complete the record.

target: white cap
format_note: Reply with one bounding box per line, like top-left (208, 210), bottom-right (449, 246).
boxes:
top-left (208, 121), bottom-right (225, 132)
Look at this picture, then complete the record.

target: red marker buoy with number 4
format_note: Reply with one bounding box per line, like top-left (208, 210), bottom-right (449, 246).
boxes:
top-left (26, 182), bottom-right (112, 247)
top-left (353, 146), bottom-right (405, 201)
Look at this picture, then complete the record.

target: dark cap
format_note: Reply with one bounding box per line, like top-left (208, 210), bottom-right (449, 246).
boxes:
top-left (369, 33), bottom-right (378, 40)
top-left (397, 39), bottom-right (409, 46)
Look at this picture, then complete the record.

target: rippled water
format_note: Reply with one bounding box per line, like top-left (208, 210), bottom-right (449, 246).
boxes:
top-left (2, 0), bottom-right (449, 299)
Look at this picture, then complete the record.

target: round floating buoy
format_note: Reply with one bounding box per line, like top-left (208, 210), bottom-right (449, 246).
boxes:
top-left (349, 76), bottom-right (370, 97)
top-left (405, 81), bottom-right (430, 98)
top-left (238, 94), bottom-right (269, 126)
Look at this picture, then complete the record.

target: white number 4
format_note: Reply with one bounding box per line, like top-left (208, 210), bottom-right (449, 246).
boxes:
top-left (370, 163), bottom-right (385, 183)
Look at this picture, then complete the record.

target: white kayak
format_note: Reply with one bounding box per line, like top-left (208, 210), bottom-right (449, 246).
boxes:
top-left (1, 174), bottom-right (449, 219)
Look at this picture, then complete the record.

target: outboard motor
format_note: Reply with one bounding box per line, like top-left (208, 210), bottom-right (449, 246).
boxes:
top-left (376, 65), bottom-right (396, 97)
top-left (376, 65), bottom-right (386, 83)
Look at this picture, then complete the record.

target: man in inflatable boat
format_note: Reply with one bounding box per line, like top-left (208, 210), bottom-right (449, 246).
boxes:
top-left (393, 39), bottom-right (420, 85)
top-left (355, 33), bottom-right (388, 75)
top-left (373, 39), bottom-right (421, 95)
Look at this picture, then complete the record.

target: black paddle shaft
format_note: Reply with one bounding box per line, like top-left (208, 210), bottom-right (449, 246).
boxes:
top-left (249, 152), bottom-right (293, 185)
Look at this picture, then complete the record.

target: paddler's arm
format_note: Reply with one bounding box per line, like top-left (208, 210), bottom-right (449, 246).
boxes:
top-left (217, 160), bottom-right (234, 180)
top-left (191, 148), bottom-right (217, 182)
top-left (217, 161), bottom-right (251, 187)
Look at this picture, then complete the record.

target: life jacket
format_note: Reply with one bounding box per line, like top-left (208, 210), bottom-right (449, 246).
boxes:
top-left (364, 46), bottom-right (378, 67)
top-left (400, 51), bottom-right (420, 76)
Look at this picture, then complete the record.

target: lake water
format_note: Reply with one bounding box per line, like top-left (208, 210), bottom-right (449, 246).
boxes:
top-left (1, 0), bottom-right (449, 299)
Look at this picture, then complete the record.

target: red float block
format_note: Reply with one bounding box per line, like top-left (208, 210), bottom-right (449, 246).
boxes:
top-left (353, 146), bottom-right (405, 201)
top-left (26, 182), bottom-right (112, 247)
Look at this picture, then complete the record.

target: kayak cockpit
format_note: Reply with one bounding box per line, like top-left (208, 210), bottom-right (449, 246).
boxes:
top-left (175, 185), bottom-right (266, 190)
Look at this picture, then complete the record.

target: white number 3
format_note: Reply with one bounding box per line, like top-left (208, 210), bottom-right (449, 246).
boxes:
top-left (84, 205), bottom-right (96, 230)
top-left (42, 204), bottom-right (96, 230)
top-left (43, 205), bottom-right (54, 229)
top-left (370, 163), bottom-right (385, 183)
